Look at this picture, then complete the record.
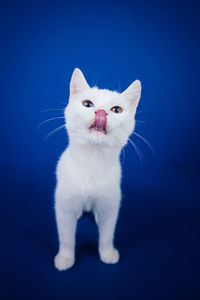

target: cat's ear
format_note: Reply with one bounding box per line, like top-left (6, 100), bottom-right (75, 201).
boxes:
top-left (70, 68), bottom-right (89, 96)
top-left (121, 80), bottom-right (141, 109)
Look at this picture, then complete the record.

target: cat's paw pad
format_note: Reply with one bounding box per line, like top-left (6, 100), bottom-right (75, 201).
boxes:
top-left (100, 248), bottom-right (120, 264)
top-left (54, 253), bottom-right (75, 271)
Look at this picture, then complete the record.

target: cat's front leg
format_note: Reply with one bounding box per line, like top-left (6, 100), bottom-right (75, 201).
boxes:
top-left (54, 197), bottom-right (78, 271)
top-left (95, 198), bottom-right (120, 264)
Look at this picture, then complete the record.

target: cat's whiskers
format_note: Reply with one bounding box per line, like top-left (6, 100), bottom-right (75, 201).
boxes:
top-left (37, 116), bottom-right (65, 130)
top-left (136, 106), bottom-right (149, 114)
top-left (136, 120), bottom-right (146, 124)
top-left (132, 131), bottom-right (154, 155)
top-left (128, 138), bottom-right (144, 164)
top-left (45, 124), bottom-right (66, 140)
top-left (59, 100), bottom-right (68, 106)
top-left (43, 122), bottom-right (83, 141)
top-left (41, 108), bottom-right (65, 113)
top-left (111, 131), bottom-right (143, 165)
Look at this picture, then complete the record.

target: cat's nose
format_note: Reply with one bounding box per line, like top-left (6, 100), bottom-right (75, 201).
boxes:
top-left (95, 109), bottom-right (108, 116)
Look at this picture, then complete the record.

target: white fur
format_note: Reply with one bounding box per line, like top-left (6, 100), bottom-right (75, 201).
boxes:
top-left (54, 68), bottom-right (141, 270)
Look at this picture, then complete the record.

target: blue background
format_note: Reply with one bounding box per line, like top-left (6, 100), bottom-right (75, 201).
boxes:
top-left (1, 0), bottom-right (200, 299)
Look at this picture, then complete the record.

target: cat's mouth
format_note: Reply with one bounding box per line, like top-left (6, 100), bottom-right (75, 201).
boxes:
top-left (89, 125), bottom-right (107, 134)
top-left (89, 109), bottom-right (107, 135)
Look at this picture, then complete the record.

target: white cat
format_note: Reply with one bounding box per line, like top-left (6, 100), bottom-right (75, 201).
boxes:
top-left (54, 68), bottom-right (141, 271)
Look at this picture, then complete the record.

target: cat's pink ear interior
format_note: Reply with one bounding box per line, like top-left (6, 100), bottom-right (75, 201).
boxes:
top-left (121, 80), bottom-right (142, 109)
top-left (70, 68), bottom-right (89, 96)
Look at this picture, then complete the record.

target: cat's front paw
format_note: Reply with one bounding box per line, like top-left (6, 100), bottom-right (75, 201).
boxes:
top-left (54, 253), bottom-right (75, 271)
top-left (99, 248), bottom-right (120, 264)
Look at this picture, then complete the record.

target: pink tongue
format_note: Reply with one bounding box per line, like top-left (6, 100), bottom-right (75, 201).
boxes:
top-left (93, 110), bottom-right (107, 132)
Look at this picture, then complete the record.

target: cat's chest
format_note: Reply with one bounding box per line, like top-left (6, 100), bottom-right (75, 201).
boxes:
top-left (59, 147), bottom-right (121, 193)
top-left (72, 149), bottom-right (114, 178)
top-left (75, 156), bottom-right (113, 185)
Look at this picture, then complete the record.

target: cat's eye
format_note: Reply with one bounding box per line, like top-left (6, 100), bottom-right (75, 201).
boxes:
top-left (110, 106), bottom-right (123, 113)
top-left (82, 100), bottom-right (94, 108)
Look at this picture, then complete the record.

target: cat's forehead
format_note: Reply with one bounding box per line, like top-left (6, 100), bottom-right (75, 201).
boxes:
top-left (78, 87), bottom-right (125, 106)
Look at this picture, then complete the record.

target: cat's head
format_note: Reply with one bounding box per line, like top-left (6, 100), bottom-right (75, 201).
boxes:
top-left (65, 68), bottom-right (141, 149)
